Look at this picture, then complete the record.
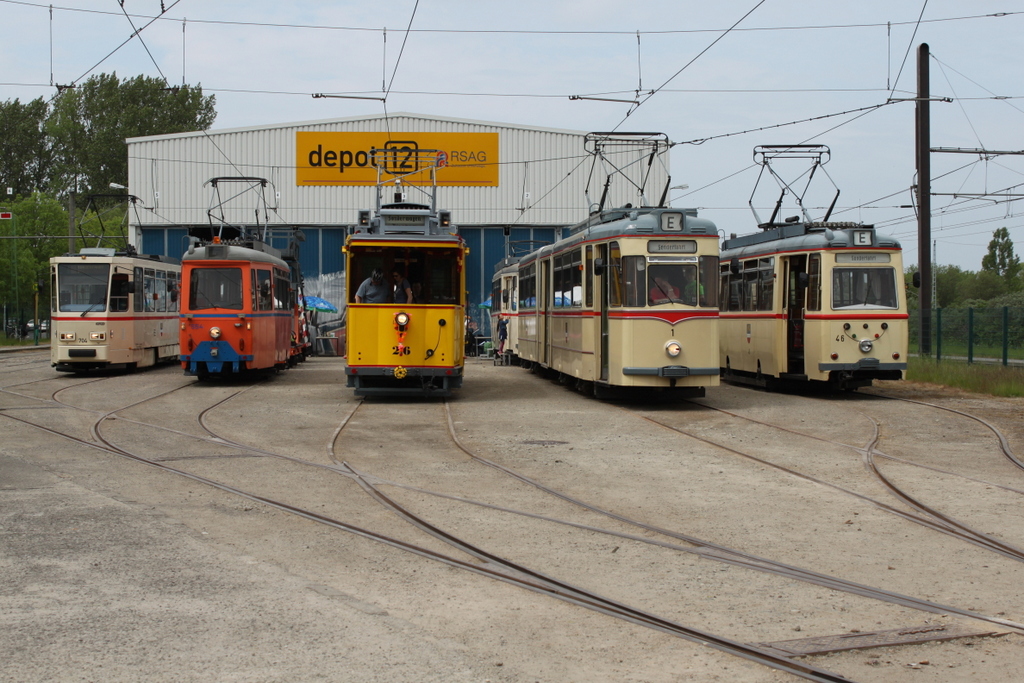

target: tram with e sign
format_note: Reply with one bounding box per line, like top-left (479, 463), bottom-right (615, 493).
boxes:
top-left (50, 247), bottom-right (181, 372)
top-left (343, 150), bottom-right (468, 397)
top-left (719, 145), bottom-right (908, 390)
top-left (513, 132), bottom-right (721, 398)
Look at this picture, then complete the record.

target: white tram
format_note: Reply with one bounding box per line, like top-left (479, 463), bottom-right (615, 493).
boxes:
top-left (719, 222), bottom-right (908, 390)
top-left (516, 207), bottom-right (720, 398)
top-left (50, 248), bottom-right (181, 372)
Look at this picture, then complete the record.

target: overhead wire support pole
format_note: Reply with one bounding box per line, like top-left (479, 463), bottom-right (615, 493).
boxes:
top-left (916, 42), bottom-right (932, 356)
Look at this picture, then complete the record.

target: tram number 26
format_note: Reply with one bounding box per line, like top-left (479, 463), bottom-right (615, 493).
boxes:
top-left (392, 345), bottom-right (411, 356)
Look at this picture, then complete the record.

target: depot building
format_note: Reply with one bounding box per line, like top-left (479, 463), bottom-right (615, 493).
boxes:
top-left (126, 112), bottom-right (668, 316)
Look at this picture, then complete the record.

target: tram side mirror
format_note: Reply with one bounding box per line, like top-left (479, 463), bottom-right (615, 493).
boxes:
top-left (593, 258), bottom-right (606, 276)
top-left (797, 272), bottom-right (809, 289)
top-left (912, 272), bottom-right (922, 288)
top-left (729, 260), bottom-right (740, 275)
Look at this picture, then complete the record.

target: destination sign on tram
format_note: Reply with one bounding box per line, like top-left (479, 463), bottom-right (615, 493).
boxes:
top-left (836, 253), bottom-right (891, 263)
top-left (648, 240), bottom-right (697, 254)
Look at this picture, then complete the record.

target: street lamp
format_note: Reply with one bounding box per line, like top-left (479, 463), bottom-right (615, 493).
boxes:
top-left (109, 183), bottom-right (127, 190)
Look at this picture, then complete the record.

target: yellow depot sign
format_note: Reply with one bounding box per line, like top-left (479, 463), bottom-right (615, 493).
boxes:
top-left (296, 132), bottom-right (499, 187)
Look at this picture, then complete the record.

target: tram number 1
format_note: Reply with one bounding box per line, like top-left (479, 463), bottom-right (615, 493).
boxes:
top-left (392, 345), bottom-right (411, 355)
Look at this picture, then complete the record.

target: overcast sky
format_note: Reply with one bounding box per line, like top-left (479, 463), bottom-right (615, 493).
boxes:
top-left (3, 1), bottom-right (1023, 271)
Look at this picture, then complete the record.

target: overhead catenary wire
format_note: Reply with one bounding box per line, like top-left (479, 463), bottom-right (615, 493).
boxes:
top-left (4, 1), bottom-right (1019, 36)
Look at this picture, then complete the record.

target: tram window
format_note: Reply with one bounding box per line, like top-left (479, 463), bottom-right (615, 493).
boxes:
top-left (585, 246), bottom-right (593, 308)
top-left (155, 271), bottom-right (167, 312)
top-left (57, 262), bottom-right (109, 312)
top-left (520, 264), bottom-right (536, 308)
top-left (743, 269), bottom-right (758, 311)
top-left (144, 269), bottom-right (156, 312)
top-left (423, 251), bottom-right (460, 304)
top-left (623, 256), bottom-right (645, 307)
top-left (167, 272), bottom-right (179, 313)
top-left (274, 275), bottom-right (289, 310)
top-left (553, 254), bottom-right (566, 308)
top-left (256, 270), bottom-right (273, 311)
top-left (110, 273), bottom-right (130, 312)
top-left (647, 262), bottom-right (696, 306)
top-left (570, 250), bottom-right (582, 306)
top-left (699, 256), bottom-right (719, 308)
top-left (190, 267), bottom-right (243, 310)
top-left (807, 255), bottom-right (821, 311)
top-left (134, 267), bottom-right (144, 312)
top-left (832, 267), bottom-right (898, 309)
top-left (608, 243), bottom-right (623, 307)
top-left (758, 263), bottom-right (774, 312)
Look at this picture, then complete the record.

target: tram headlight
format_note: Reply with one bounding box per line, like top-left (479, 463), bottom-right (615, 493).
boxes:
top-left (210, 326), bottom-right (222, 339)
top-left (395, 311), bottom-right (410, 327)
top-left (89, 332), bottom-right (105, 341)
top-left (859, 339), bottom-right (873, 353)
top-left (665, 340), bottom-right (682, 358)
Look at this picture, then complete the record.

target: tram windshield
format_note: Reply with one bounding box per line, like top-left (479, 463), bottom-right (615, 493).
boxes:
top-left (617, 255), bottom-right (718, 307)
top-left (832, 267), bottom-right (898, 309)
top-left (57, 263), bottom-right (109, 312)
top-left (189, 267), bottom-right (243, 310)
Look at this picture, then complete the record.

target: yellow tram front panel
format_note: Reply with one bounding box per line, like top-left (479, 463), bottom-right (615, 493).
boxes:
top-left (346, 304), bottom-right (464, 370)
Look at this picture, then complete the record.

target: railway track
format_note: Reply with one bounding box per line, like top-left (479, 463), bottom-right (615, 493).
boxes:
top-left (622, 393), bottom-right (1024, 565)
top-left (5, 363), bottom-right (1022, 681)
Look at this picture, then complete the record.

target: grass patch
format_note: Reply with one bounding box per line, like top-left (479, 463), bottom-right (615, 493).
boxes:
top-left (908, 357), bottom-right (1024, 397)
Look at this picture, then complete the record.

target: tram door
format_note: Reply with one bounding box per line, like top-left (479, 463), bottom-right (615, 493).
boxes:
top-left (595, 244), bottom-right (609, 382)
top-left (784, 255), bottom-right (807, 376)
top-left (541, 258), bottom-right (550, 366)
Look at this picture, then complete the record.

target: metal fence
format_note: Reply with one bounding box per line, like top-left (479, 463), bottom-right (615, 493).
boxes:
top-left (910, 307), bottom-right (1024, 365)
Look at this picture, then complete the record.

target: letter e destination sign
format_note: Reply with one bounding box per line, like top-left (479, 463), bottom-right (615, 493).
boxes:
top-left (296, 132), bottom-right (499, 187)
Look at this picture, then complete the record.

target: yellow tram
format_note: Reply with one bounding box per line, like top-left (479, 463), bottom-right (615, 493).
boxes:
top-left (343, 156), bottom-right (468, 397)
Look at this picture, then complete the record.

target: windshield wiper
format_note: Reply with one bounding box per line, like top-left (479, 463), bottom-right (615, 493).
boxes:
top-left (80, 300), bottom-right (105, 317)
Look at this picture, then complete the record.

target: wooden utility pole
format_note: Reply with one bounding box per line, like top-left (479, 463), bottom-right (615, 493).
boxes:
top-left (916, 43), bottom-right (932, 355)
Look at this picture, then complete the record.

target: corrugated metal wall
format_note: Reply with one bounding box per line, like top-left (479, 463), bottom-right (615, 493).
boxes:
top-left (126, 113), bottom-right (669, 229)
top-left (128, 113), bottom-right (670, 314)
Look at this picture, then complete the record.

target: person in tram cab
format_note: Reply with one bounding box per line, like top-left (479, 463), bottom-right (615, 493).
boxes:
top-left (354, 268), bottom-right (390, 303)
top-left (392, 271), bottom-right (413, 304)
top-left (649, 276), bottom-right (680, 305)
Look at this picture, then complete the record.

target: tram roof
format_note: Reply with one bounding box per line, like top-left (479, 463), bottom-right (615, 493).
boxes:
top-left (183, 241), bottom-right (288, 268)
top-left (721, 222), bottom-right (901, 258)
top-left (52, 248), bottom-right (180, 266)
top-left (519, 206), bottom-right (717, 265)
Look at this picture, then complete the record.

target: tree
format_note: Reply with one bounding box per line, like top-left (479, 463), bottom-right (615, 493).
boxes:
top-left (0, 97), bottom-right (52, 196)
top-left (45, 73), bottom-right (216, 194)
top-left (981, 227), bottom-right (1021, 291)
top-left (0, 193), bottom-right (68, 327)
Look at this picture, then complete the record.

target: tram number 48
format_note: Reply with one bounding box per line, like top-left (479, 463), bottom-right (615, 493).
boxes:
top-left (392, 345), bottom-right (411, 355)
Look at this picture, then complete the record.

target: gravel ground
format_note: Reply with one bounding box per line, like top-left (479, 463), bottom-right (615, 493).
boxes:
top-left (2, 349), bottom-right (1023, 682)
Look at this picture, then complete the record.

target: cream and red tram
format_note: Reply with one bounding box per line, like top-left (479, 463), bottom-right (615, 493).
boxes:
top-left (719, 221), bottom-right (908, 390)
top-left (50, 248), bottom-right (181, 372)
top-left (516, 207), bottom-right (720, 398)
